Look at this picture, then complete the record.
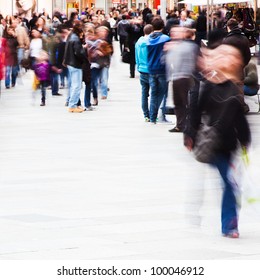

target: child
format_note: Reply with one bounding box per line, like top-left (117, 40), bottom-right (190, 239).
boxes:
top-left (33, 50), bottom-right (50, 106)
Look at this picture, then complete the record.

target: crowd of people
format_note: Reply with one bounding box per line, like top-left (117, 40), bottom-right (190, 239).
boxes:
top-left (0, 4), bottom-right (259, 238)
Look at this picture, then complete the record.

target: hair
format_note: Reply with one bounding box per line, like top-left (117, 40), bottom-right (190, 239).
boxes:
top-left (144, 24), bottom-right (153, 35)
top-left (227, 18), bottom-right (239, 30)
top-left (72, 21), bottom-right (84, 37)
top-left (151, 16), bottom-right (164, 31)
top-left (122, 14), bottom-right (127, 20)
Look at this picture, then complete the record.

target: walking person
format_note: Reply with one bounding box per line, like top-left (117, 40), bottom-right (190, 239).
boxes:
top-left (117, 14), bottom-right (130, 55)
top-left (33, 50), bottom-right (50, 106)
top-left (184, 44), bottom-right (251, 238)
top-left (2, 26), bottom-right (19, 89)
top-left (135, 24), bottom-right (153, 121)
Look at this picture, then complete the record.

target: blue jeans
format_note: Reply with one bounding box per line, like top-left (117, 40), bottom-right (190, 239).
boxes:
top-left (244, 85), bottom-right (258, 96)
top-left (67, 65), bottom-right (82, 108)
top-left (60, 67), bottom-right (68, 86)
top-left (17, 48), bottom-right (24, 66)
top-left (149, 73), bottom-right (168, 122)
top-left (211, 154), bottom-right (238, 235)
top-left (100, 66), bottom-right (109, 97)
top-left (5, 65), bottom-right (19, 88)
top-left (139, 72), bottom-right (150, 118)
top-left (84, 82), bottom-right (91, 108)
top-left (91, 67), bottom-right (102, 99)
top-left (50, 71), bottom-right (59, 95)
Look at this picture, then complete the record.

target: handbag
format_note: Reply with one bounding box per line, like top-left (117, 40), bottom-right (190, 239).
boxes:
top-left (122, 50), bottom-right (130, 64)
top-left (193, 124), bottom-right (219, 163)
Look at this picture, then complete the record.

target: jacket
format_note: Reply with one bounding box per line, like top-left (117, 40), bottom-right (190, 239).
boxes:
top-left (165, 39), bottom-right (199, 81)
top-left (222, 27), bottom-right (251, 67)
top-left (147, 32), bottom-right (170, 75)
top-left (135, 36), bottom-right (149, 73)
top-left (185, 80), bottom-right (251, 155)
top-left (63, 33), bottom-right (86, 69)
top-left (117, 20), bottom-right (130, 37)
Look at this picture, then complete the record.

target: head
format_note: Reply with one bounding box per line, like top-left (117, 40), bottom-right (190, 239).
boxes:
top-left (96, 26), bottom-right (109, 39)
top-left (122, 14), bottom-right (127, 20)
top-left (227, 18), bottom-right (239, 32)
top-left (151, 16), bottom-right (164, 31)
top-left (36, 16), bottom-right (46, 28)
top-left (143, 24), bottom-right (153, 36)
top-left (37, 50), bottom-right (49, 62)
top-left (180, 11), bottom-right (187, 21)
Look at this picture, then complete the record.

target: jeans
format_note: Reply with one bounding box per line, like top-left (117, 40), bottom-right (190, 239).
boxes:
top-left (5, 65), bottom-right (19, 88)
top-left (173, 78), bottom-right (192, 131)
top-left (244, 85), bottom-right (258, 96)
top-left (91, 67), bottom-right (102, 99)
top-left (149, 73), bottom-right (168, 123)
top-left (139, 72), bottom-right (150, 118)
top-left (17, 48), bottom-right (25, 66)
top-left (40, 81), bottom-right (48, 103)
top-left (100, 67), bottom-right (109, 97)
top-left (67, 65), bottom-right (82, 108)
top-left (60, 67), bottom-right (68, 87)
top-left (211, 154), bottom-right (238, 235)
top-left (84, 82), bottom-right (91, 108)
top-left (50, 71), bottom-right (59, 94)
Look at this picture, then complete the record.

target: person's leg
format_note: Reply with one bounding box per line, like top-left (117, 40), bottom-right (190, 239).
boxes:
top-left (40, 81), bottom-right (46, 106)
top-left (5, 66), bottom-right (11, 88)
top-left (84, 82), bottom-right (91, 108)
top-left (68, 66), bottom-right (82, 108)
top-left (149, 74), bottom-right (159, 123)
top-left (91, 67), bottom-right (101, 105)
top-left (213, 155), bottom-right (238, 236)
top-left (157, 74), bottom-right (168, 121)
top-left (140, 72), bottom-right (150, 119)
top-left (11, 65), bottom-right (19, 87)
top-left (51, 71), bottom-right (59, 95)
top-left (173, 78), bottom-right (190, 131)
top-left (100, 66), bottom-right (109, 98)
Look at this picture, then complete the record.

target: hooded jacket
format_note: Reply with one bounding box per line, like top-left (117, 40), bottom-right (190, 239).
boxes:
top-left (146, 31), bottom-right (170, 75)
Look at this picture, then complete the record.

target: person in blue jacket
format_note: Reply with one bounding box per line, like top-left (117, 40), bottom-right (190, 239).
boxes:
top-left (146, 16), bottom-right (170, 124)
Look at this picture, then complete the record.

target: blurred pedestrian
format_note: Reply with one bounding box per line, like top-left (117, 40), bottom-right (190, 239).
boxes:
top-left (184, 44), bottom-right (252, 238)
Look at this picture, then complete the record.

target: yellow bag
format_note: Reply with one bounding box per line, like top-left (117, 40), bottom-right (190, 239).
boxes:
top-left (32, 74), bottom-right (40, 91)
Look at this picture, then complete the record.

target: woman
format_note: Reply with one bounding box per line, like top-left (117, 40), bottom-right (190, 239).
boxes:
top-left (184, 44), bottom-right (251, 238)
top-left (3, 26), bottom-right (19, 88)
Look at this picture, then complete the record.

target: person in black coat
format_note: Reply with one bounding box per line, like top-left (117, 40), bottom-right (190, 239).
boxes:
top-left (184, 44), bottom-right (251, 239)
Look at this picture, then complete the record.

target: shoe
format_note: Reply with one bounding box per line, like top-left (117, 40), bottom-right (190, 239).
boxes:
top-left (40, 102), bottom-right (45, 106)
top-left (52, 93), bottom-right (63, 96)
top-left (101, 96), bottom-right (107, 100)
top-left (6, 86), bottom-right (10, 89)
top-left (92, 98), bottom-right (98, 106)
top-left (130, 76), bottom-right (135, 78)
top-left (68, 107), bottom-right (84, 113)
top-left (223, 230), bottom-right (239, 238)
top-left (169, 127), bottom-right (182, 133)
top-left (145, 117), bottom-right (150, 122)
top-left (84, 106), bottom-right (95, 111)
top-left (60, 85), bottom-right (64, 89)
top-left (65, 101), bottom-right (69, 107)
top-left (12, 84), bottom-right (15, 87)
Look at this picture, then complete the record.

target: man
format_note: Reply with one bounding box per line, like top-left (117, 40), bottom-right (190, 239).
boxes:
top-left (117, 14), bottom-right (130, 55)
top-left (222, 18), bottom-right (251, 113)
top-left (146, 17), bottom-right (170, 124)
top-left (63, 22), bottom-right (86, 113)
top-left (135, 24), bottom-right (154, 122)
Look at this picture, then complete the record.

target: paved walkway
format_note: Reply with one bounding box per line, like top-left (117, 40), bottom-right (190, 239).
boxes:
top-left (0, 43), bottom-right (260, 260)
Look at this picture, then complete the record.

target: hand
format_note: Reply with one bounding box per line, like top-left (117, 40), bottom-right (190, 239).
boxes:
top-left (184, 135), bottom-right (194, 151)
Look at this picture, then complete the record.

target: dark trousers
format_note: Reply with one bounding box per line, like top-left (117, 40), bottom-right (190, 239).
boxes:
top-left (119, 35), bottom-right (127, 54)
top-left (172, 78), bottom-right (192, 131)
